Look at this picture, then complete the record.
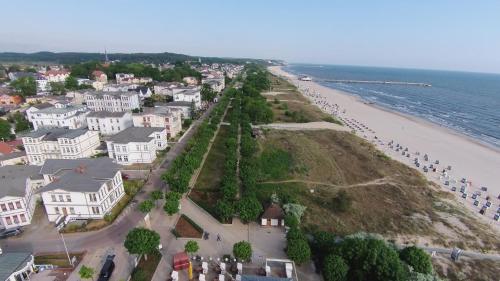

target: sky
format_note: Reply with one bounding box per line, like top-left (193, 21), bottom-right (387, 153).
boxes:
top-left (2, 0), bottom-right (500, 73)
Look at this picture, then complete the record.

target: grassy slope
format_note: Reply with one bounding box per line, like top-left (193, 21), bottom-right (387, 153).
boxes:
top-left (255, 129), bottom-right (500, 252)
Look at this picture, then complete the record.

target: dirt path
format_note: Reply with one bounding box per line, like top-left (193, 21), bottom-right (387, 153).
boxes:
top-left (258, 177), bottom-right (394, 188)
top-left (256, 121), bottom-right (349, 131)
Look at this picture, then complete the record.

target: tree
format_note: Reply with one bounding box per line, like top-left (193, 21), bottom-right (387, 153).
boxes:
top-left (400, 246), bottom-right (433, 274)
top-left (79, 265), bottom-right (95, 281)
top-left (164, 192), bottom-right (181, 215)
top-left (284, 214), bottom-right (299, 228)
top-left (331, 190), bottom-right (352, 213)
top-left (10, 76), bottom-right (36, 97)
top-left (10, 112), bottom-right (31, 133)
top-left (50, 82), bottom-right (66, 95)
top-left (151, 190), bottom-right (164, 207)
top-left (143, 97), bottom-right (155, 107)
top-left (286, 227), bottom-right (305, 241)
top-left (184, 240), bottom-right (199, 254)
top-left (201, 83), bottom-right (216, 102)
top-left (0, 119), bottom-right (14, 141)
top-left (323, 255), bottom-right (348, 281)
top-left (138, 199), bottom-right (154, 214)
top-left (286, 239), bottom-right (311, 264)
top-left (215, 200), bottom-right (234, 222)
top-left (237, 195), bottom-right (263, 223)
top-left (65, 76), bottom-right (79, 90)
top-left (233, 241), bottom-right (252, 261)
top-left (124, 227), bottom-right (160, 260)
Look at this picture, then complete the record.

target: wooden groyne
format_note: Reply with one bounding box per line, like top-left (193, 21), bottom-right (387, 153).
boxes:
top-left (323, 79), bottom-right (431, 87)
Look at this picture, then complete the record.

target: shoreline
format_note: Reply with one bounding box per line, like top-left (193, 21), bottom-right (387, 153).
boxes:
top-left (269, 65), bottom-right (500, 227)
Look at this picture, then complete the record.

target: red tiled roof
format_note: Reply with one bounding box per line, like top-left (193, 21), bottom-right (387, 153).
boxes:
top-left (261, 203), bottom-right (285, 220)
top-left (0, 142), bottom-right (14, 154)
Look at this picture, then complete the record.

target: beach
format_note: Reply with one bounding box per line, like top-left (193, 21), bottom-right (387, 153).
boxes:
top-left (269, 65), bottom-right (500, 224)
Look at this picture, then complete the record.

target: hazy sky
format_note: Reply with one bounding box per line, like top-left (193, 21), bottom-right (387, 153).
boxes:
top-left (2, 0), bottom-right (500, 73)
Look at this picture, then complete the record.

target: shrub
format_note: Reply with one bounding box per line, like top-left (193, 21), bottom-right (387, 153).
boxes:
top-left (237, 195), bottom-right (263, 223)
top-left (400, 246), bottom-right (433, 274)
top-left (185, 240), bottom-right (199, 254)
top-left (286, 238), bottom-right (311, 264)
top-left (233, 241), bottom-right (252, 261)
top-left (331, 190), bottom-right (352, 213)
top-left (322, 255), bottom-right (348, 281)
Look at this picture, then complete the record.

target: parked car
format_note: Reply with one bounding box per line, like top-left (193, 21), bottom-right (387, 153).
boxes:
top-left (473, 200), bottom-right (480, 206)
top-left (97, 255), bottom-right (115, 281)
top-left (451, 186), bottom-right (457, 192)
top-left (0, 227), bottom-right (23, 239)
top-left (485, 201), bottom-right (492, 208)
top-left (494, 213), bottom-right (500, 221)
top-left (462, 193), bottom-right (468, 199)
top-left (471, 194), bottom-right (478, 200)
top-left (481, 186), bottom-right (488, 192)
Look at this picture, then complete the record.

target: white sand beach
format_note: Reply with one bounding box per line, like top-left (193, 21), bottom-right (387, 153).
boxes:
top-left (269, 65), bottom-right (500, 225)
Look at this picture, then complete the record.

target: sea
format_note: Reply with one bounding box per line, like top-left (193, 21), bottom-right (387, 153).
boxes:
top-left (284, 64), bottom-right (500, 148)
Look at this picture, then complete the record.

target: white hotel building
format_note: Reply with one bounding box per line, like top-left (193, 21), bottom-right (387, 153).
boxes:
top-left (106, 127), bottom-right (167, 165)
top-left (0, 166), bottom-right (45, 229)
top-left (26, 102), bottom-right (90, 130)
top-left (84, 91), bottom-right (140, 112)
top-left (22, 128), bottom-right (100, 165)
top-left (87, 111), bottom-right (133, 136)
top-left (39, 158), bottom-right (125, 222)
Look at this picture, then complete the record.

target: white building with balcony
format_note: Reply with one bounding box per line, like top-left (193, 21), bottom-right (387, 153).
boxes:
top-left (173, 88), bottom-right (201, 109)
top-left (22, 128), bottom-right (100, 165)
top-left (84, 91), bottom-right (140, 112)
top-left (0, 166), bottom-right (45, 229)
top-left (87, 111), bottom-right (133, 136)
top-left (26, 102), bottom-right (90, 130)
top-left (39, 158), bottom-right (124, 222)
top-left (106, 127), bottom-right (167, 165)
top-left (132, 106), bottom-right (182, 138)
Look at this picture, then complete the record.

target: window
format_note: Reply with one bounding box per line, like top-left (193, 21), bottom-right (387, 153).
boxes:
top-left (107, 183), bottom-right (112, 192)
top-left (20, 214), bottom-right (26, 222)
top-left (8, 202), bottom-right (14, 210)
top-left (136, 145), bottom-right (140, 151)
top-left (69, 207), bottom-right (75, 214)
top-left (0, 204), bottom-right (6, 211)
top-left (89, 193), bottom-right (97, 202)
top-left (55, 207), bottom-right (60, 215)
top-left (58, 195), bottom-right (64, 202)
top-left (123, 156), bottom-right (128, 162)
top-left (92, 207), bottom-right (100, 214)
top-left (6, 217), bottom-right (12, 225)
top-left (66, 195), bottom-right (72, 202)
top-left (144, 145), bottom-right (148, 150)
top-left (13, 215), bottom-right (19, 224)
top-left (117, 155), bottom-right (122, 161)
top-left (15, 201), bottom-right (22, 209)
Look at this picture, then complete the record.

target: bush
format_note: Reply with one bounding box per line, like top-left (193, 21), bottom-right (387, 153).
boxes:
top-left (331, 190), bottom-right (352, 213)
top-left (138, 199), bottom-right (154, 213)
top-left (237, 195), bottom-right (263, 223)
top-left (323, 255), bottom-right (349, 281)
top-left (286, 227), bottom-right (306, 241)
top-left (400, 246), bottom-right (433, 274)
top-left (286, 238), bottom-right (311, 264)
top-left (185, 240), bottom-right (199, 254)
top-left (233, 241), bottom-right (252, 261)
top-left (131, 269), bottom-right (147, 281)
top-left (284, 214), bottom-right (299, 228)
top-left (164, 192), bottom-right (181, 215)
top-left (215, 200), bottom-right (234, 222)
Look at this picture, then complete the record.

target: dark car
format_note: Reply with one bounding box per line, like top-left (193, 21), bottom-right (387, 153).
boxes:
top-left (97, 255), bottom-right (115, 281)
top-left (0, 227), bottom-right (23, 239)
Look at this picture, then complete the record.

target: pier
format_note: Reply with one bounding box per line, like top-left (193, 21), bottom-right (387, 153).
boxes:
top-left (322, 79), bottom-right (432, 87)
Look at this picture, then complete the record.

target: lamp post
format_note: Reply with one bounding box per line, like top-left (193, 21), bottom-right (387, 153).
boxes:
top-left (56, 226), bottom-right (73, 267)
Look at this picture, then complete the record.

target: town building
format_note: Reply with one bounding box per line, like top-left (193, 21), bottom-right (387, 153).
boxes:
top-left (92, 70), bottom-right (108, 83)
top-left (157, 101), bottom-right (193, 119)
top-left (0, 165), bottom-right (44, 229)
top-left (173, 88), bottom-right (201, 109)
top-left (7, 72), bottom-right (37, 81)
top-left (39, 158), bottom-right (125, 222)
top-left (102, 83), bottom-right (137, 92)
top-left (182, 76), bottom-right (198, 85)
top-left (0, 94), bottom-right (23, 106)
top-left (44, 69), bottom-right (70, 83)
top-left (106, 127), bottom-right (167, 165)
top-left (26, 102), bottom-right (90, 130)
top-left (84, 91), bottom-right (140, 112)
top-left (153, 82), bottom-right (183, 96)
top-left (22, 128), bottom-right (100, 165)
top-left (132, 106), bottom-right (182, 138)
top-left (0, 140), bottom-right (27, 166)
top-left (115, 73), bottom-right (134, 84)
top-left (129, 86), bottom-right (152, 99)
top-left (0, 252), bottom-right (35, 281)
top-left (87, 111), bottom-right (133, 136)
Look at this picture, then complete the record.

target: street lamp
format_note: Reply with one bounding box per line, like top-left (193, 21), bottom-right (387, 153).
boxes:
top-left (55, 224), bottom-right (73, 267)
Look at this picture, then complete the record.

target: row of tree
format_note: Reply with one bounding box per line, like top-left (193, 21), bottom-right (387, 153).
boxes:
top-left (240, 65), bottom-right (273, 124)
top-left (162, 91), bottom-right (231, 194)
top-left (214, 94), bottom-right (241, 222)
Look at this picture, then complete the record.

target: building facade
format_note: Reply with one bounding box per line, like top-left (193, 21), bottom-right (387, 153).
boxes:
top-left (173, 88), bottom-right (201, 109)
top-left (106, 127), bottom-right (167, 165)
top-left (84, 91), bottom-right (140, 112)
top-left (87, 111), bottom-right (133, 136)
top-left (26, 102), bottom-right (90, 130)
top-left (0, 166), bottom-right (44, 229)
top-left (132, 107), bottom-right (182, 138)
top-left (39, 158), bottom-right (125, 222)
top-left (22, 128), bottom-right (100, 165)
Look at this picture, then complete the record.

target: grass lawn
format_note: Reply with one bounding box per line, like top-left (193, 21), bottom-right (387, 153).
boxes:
top-left (131, 250), bottom-right (162, 281)
top-left (255, 129), bottom-right (500, 252)
top-left (173, 214), bottom-right (203, 238)
top-left (189, 126), bottom-right (229, 214)
top-left (34, 252), bottom-right (85, 268)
